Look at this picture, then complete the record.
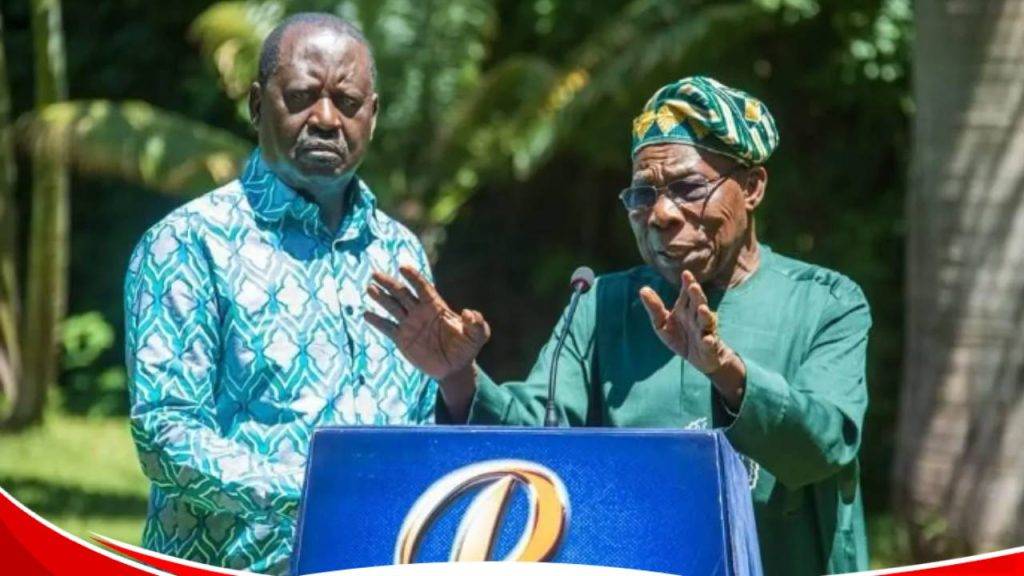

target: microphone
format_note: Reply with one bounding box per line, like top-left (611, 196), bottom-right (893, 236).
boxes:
top-left (544, 266), bottom-right (595, 427)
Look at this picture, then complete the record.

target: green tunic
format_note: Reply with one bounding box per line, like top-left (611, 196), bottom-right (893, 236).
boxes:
top-left (463, 245), bottom-right (870, 575)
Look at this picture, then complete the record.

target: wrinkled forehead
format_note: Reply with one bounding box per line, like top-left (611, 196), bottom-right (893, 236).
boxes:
top-left (276, 26), bottom-right (372, 85)
top-left (631, 143), bottom-right (710, 183)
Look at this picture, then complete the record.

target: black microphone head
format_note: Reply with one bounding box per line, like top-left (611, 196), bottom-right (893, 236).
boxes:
top-left (570, 266), bottom-right (595, 293)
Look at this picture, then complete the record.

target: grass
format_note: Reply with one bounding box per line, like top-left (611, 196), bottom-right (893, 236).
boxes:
top-left (0, 405), bottom-right (149, 545)
top-left (870, 511), bottom-right (913, 569)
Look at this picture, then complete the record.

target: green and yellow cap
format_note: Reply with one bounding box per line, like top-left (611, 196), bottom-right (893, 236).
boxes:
top-left (631, 76), bottom-right (779, 165)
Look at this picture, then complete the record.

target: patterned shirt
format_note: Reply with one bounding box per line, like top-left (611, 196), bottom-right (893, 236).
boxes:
top-left (125, 149), bottom-right (437, 574)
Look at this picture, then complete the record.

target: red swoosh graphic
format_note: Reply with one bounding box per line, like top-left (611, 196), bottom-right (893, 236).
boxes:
top-left (0, 486), bottom-right (250, 575)
top-left (3, 484), bottom-right (1024, 574)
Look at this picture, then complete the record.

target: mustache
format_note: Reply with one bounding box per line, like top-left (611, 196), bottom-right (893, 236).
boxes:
top-left (295, 136), bottom-right (349, 155)
top-left (657, 242), bottom-right (706, 251)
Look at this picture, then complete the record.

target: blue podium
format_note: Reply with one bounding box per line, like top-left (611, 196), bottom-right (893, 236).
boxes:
top-left (292, 427), bottom-right (762, 576)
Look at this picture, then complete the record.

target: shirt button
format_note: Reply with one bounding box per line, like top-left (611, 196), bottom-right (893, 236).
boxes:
top-left (344, 305), bottom-right (355, 316)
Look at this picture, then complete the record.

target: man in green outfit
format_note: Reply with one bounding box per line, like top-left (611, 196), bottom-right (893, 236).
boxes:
top-left (365, 76), bottom-right (870, 575)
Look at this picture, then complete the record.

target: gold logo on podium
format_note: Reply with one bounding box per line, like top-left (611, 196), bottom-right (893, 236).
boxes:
top-left (395, 459), bottom-right (570, 563)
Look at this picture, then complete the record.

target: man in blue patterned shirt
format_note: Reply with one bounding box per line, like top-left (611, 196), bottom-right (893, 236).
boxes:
top-left (124, 14), bottom-right (451, 574)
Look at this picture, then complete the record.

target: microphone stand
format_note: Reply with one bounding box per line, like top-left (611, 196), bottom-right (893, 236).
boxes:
top-left (544, 287), bottom-right (585, 427)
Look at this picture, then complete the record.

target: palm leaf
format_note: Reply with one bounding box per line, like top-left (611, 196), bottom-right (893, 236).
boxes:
top-left (423, 0), bottom-right (767, 226)
top-left (190, 1), bottom-right (285, 100)
top-left (18, 100), bottom-right (252, 196)
top-left (422, 55), bottom-right (559, 224)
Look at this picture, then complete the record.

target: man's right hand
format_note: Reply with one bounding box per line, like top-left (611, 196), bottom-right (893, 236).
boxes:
top-left (364, 265), bottom-right (490, 382)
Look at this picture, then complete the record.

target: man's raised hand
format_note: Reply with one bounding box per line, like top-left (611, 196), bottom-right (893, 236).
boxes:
top-left (364, 265), bottom-right (490, 380)
top-left (639, 269), bottom-right (730, 375)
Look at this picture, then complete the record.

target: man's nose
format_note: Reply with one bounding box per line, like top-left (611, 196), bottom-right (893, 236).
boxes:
top-left (647, 194), bottom-right (686, 230)
top-left (308, 97), bottom-right (343, 132)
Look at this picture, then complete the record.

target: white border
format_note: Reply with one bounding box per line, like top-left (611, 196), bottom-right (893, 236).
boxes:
top-left (837, 545), bottom-right (1024, 575)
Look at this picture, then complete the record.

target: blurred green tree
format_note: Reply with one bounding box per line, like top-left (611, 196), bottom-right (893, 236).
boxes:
top-left (1, 0), bottom-right (69, 429)
top-left (0, 10), bottom-right (19, 418)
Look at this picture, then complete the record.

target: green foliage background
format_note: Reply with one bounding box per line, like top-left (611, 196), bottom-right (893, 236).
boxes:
top-left (2, 0), bottom-right (911, 545)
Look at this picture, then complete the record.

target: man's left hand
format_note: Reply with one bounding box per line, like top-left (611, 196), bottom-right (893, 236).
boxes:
top-left (639, 269), bottom-right (731, 375)
top-left (364, 265), bottom-right (490, 381)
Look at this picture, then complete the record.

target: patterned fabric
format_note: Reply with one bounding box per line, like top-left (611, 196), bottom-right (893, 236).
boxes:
top-left (631, 75), bottom-right (780, 165)
top-left (125, 149), bottom-right (437, 574)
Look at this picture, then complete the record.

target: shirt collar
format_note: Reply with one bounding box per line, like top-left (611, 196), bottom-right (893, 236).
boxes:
top-left (241, 148), bottom-right (384, 239)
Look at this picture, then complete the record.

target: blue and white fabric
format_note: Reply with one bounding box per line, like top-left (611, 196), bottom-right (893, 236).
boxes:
top-left (125, 149), bottom-right (437, 574)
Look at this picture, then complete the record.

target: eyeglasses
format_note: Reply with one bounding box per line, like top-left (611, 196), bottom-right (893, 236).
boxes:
top-left (619, 166), bottom-right (744, 212)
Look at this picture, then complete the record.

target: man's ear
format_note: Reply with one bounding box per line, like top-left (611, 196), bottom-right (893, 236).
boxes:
top-left (248, 82), bottom-right (262, 127)
top-left (743, 166), bottom-right (768, 211)
top-left (368, 93), bottom-right (379, 141)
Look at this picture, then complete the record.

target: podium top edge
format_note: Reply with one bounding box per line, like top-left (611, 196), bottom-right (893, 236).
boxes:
top-left (310, 425), bottom-right (725, 439)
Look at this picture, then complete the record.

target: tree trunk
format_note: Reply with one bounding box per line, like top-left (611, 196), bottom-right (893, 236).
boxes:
top-left (896, 0), bottom-right (1024, 560)
top-left (9, 0), bottom-right (69, 429)
top-left (0, 9), bottom-right (21, 412)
